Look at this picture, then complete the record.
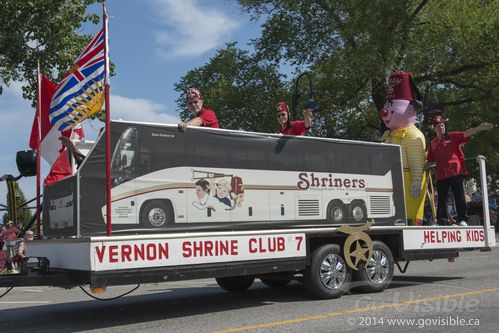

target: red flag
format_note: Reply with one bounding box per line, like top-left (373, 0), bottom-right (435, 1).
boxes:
top-left (29, 76), bottom-right (57, 151)
top-left (29, 75), bottom-right (85, 185)
top-left (44, 126), bottom-right (84, 185)
top-left (43, 149), bottom-right (72, 185)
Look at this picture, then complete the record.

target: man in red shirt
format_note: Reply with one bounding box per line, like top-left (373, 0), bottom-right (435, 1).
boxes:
top-left (178, 88), bottom-right (219, 132)
top-left (275, 101), bottom-right (313, 136)
top-left (425, 115), bottom-right (493, 226)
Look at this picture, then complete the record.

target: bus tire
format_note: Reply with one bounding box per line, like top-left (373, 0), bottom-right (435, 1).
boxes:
top-left (216, 276), bottom-right (254, 292)
top-left (348, 200), bottom-right (367, 224)
top-left (326, 200), bottom-right (347, 224)
top-left (260, 277), bottom-right (292, 288)
top-left (352, 241), bottom-right (394, 293)
top-left (140, 200), bottom-right (174, 228)
top-left (304, 244), bottom-right (351, 299)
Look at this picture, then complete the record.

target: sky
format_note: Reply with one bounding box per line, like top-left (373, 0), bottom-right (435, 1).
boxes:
top-left (0, 0), bottom-right (263, 209)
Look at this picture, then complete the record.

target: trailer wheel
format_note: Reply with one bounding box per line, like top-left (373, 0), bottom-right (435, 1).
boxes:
top-left (304, 244), bottom-right (351, 299)
top-left (348, 200), bottom-right (367, 224)
top-left (260, 277), bottom-right (292, 288)
top-left (216, 276), bottom-right (255, 292)
top-left (352, 241), bottom-right (394, 293)
top-left (326, 200), bottom-right (347, 224)
top-left (140, 200), bottom-right (174, 228)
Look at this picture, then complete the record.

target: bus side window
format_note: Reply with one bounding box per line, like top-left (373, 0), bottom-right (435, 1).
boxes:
top-left (111, 127), bottom-right (138, 184)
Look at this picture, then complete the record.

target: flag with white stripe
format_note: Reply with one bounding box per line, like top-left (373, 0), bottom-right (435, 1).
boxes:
top-left (49, 28), bottom-right (106, 131)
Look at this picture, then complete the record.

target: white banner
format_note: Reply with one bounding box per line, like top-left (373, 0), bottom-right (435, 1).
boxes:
top-left (403, 228), bottom-right (495, 250)
top-left (91, 233), bottom-right (306, 271)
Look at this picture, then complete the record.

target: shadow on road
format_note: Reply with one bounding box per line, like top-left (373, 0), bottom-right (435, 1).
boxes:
top-left (0, 275), bottom-right (466, 332)
top-left (0, 282), bottom-right (309, 332)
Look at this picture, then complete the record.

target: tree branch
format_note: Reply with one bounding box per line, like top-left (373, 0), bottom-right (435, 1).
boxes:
top-left (410, 0), bottom-right (430, 21)
top-left (418, 61), bottom-right (499, 81)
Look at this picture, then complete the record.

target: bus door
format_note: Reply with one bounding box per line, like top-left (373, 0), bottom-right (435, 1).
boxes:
top-left (110, 127), bottom-right (139, 225)
top-left (269, 190), bottom-right (294, 221)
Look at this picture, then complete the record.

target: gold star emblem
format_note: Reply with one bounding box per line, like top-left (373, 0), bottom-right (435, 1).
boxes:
top-left (350, 240), bottom-right (369, 267)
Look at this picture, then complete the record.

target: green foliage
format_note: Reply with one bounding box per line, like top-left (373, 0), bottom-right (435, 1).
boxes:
top-left (177, 0), bottom-right (499, 190)
top-left (2, 182), bottom-right (32, 228)
top-left (175, 43), bottom-right (287, 133)
top-left (0, 0), bottom-right (101, 103)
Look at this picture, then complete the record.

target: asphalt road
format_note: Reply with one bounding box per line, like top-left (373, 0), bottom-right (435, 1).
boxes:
top-left (1, 247), bottom-right (498, 333)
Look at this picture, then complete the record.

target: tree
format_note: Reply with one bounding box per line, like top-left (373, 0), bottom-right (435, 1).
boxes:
top-left (180, 0), bottom-right (498, 188)
top-left (0, 0), bottom-right (100, 102)
top-left (175, 43), bottom-right (287, 133)
top-left (2, 182), bottom-right (33, 228)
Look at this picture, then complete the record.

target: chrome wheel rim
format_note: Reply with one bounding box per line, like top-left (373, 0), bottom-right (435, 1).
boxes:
top-left (320, 254), bottom-right (347, 289)
top-left (148, 208), bottom-right (166, 227)
top-left (365, 250), bottom-right (389, 284)
top-left (352, 206), bottom-right (364, 221)
top-left (332, 207), bottom-right (343, 222)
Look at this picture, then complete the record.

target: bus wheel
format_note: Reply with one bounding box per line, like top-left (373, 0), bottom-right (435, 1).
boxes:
top-left (140, 200), bottom-right (174, 228)
top-left (326, 200), bottom-right (346, 224)
top-left (216, 276), bottom-right (255, 292)
top-left (348, 200), bottom-right (367, 224)
top-left (260, 277), bottom-right (292, 288)
top-left (304, 244), bottom-right (351, 299)
top-left (352, 241), bottom-right (394, 293)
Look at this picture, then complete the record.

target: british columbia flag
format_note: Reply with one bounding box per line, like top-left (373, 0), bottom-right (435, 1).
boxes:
top-left (49, 27), bottom-right (108, 131)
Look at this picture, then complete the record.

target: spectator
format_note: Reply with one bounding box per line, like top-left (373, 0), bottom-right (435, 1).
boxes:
top-left (275, 101), bottom-right (313, 136)
top-left (3, 220), bottom-right (20, 260)
top-left (178, 88), bottom-right (219, 132)
top-left (0, 222), bottom-right (5, 250)
top-left (425, 116), bottom-right (493, 226)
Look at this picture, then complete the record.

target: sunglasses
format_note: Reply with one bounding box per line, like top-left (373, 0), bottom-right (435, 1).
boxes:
top-left (276, 113), bottom-right (287, 118)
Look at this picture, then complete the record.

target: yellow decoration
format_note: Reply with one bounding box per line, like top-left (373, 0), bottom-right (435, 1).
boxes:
top-left (382, 125), bottom-right (427, 224)
top-left (64, 78), bottom-right (104, 127)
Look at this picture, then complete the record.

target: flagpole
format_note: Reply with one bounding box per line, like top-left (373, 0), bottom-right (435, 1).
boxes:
top-left (36, 60), bottom-right (42, 238)
top-left (103, 2), bottom-right (112, 236)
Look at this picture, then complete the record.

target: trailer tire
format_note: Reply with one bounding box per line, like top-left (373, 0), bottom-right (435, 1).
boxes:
top-left (216, 276), bottom-right (255, 292)
top-left (326, 200), bottom-right (347, 224)
top-left (348, 200), bottom-right (367, 224)
top-left (304, 244), bottom-right (351, 299)
top-left (260, 277), bottom-right (292, 288)
top-left (352, 241), bottom-right (394, 293)
top-left (140, 200), bottom-right (174, 228)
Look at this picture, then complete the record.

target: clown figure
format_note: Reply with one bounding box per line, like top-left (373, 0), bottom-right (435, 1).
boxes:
top-left (380, 71), bottom-right (427, 225)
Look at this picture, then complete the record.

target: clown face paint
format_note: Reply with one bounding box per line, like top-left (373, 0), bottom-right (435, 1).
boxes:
top-left (380, 99), bottom-right (416, 130)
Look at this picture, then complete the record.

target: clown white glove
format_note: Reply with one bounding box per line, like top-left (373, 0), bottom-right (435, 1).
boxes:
top-left (410, 180), bottom-right (422, 198)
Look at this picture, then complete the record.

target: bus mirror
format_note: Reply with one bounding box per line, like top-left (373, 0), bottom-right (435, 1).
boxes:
top-left (16, 150), bottom-right (37, 177)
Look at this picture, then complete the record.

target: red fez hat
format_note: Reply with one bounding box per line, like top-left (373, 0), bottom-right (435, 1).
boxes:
top-left (433, 115), bottom-right (445, 125)
top-left (386, 71), bottom-right (418, 101)
top-left (275, 101), bottom-right (288, 115)
top-left (187, 88), bottom-right (201, 102)
top-left (231, 176), bottom-right (244, 195)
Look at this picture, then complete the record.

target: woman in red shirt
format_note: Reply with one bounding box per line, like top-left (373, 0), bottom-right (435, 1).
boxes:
top-left (275, 101), bottom-right (313, 136)
top-left (425, 116), bottom-right (493, 226)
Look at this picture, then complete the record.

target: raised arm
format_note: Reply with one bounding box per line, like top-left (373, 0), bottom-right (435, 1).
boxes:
top-left (464, 122), bottom-right (494, 138)
top-left (303, 108), bottom-right (313, 128)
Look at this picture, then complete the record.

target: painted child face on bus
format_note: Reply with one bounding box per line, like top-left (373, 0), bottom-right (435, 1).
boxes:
top-left (216, 186), bottom-right (229, 199)
top-left (195, 185), bottom-right (208, 200)
top-left (379, 99), bottom-right (416, 130)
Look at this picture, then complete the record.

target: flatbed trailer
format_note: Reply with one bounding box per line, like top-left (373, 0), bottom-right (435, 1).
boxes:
top-left (1, 123), bottom-right (495, 299)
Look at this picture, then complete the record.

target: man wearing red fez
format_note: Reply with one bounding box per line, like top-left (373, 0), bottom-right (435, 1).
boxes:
top-left (178, 87), bottom-right (219, 132)
top-left (425, 115), bottom-right (493, 226)
top-left (275, 101), bottom-right (313, 136)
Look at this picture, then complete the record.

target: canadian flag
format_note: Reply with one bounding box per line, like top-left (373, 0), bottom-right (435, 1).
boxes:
top-left (29, 75), bottom-right (84, 185)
